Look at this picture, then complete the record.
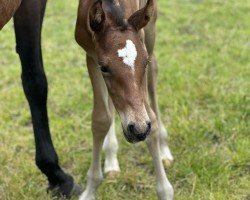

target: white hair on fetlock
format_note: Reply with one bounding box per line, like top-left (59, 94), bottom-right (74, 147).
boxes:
top-left (117, 40), bottom-right (137, 70)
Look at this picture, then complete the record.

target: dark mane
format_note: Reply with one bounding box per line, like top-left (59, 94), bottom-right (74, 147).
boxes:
top-left (103, 0), bottom-right (127, 29)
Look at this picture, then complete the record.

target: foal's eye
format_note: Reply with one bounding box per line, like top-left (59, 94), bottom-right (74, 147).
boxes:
top-left (100, 66), bottom-right (110, 74)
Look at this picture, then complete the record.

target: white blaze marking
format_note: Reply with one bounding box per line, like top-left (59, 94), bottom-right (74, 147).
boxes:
top-left (118, 40), bottom-right (137, 70)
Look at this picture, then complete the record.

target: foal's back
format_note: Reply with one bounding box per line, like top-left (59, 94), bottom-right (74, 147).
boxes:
top-left (0, 0), bottom-right (22, 30)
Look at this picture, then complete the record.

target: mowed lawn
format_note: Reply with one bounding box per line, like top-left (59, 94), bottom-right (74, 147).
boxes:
top-left (0, 0), bottom-right (249, 200)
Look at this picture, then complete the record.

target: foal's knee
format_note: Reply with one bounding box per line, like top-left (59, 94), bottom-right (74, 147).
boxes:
top-left (92, 111), bottom-right (112, 137)
top-left (146, 111), bottom-right (160, 143)
top-left (150, 114), bottom-right (159, 134)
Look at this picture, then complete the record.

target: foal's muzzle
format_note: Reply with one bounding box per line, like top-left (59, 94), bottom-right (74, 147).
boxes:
top-left (124, 121), bottom-right (151, 143)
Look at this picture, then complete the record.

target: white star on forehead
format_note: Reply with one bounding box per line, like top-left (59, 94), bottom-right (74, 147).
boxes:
top-left (117, 40), bottom-right (137, 70)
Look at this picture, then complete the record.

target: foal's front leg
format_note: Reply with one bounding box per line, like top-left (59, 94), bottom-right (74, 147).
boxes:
top-left (146, 106), bottom-right (174, 200)
top-left (103, 99), bottom-right (120, 176)
top-left (80, 56), bottom-right (112, 200)
top-left (147, 54), bottom-right (173, 167)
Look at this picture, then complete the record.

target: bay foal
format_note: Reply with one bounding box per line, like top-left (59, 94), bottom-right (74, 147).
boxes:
top-left (1, 0), bottom-right (80, 197)
top-left (75, 0), bottom-right (174, 199)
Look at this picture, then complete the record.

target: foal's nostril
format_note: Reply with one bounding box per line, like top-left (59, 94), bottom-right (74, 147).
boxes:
top-left (128, 123), bottom-right (135, 134)
top-left (146, 121), bottom-right (151, 132)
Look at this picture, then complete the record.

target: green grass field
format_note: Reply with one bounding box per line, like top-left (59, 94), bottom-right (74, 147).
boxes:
top-left (0, 0), bottom-right (249, 199)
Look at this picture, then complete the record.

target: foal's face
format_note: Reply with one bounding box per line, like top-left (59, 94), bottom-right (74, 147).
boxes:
top-left (96, 30), bottom-right (151, 143)
top-left (89, 0), bottom-right (155, 143)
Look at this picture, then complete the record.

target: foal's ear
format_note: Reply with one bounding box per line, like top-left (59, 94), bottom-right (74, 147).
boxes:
top-left (89, 0), bottom-right (106, 33)
top-left (128, 0), bottom-right (154, 31)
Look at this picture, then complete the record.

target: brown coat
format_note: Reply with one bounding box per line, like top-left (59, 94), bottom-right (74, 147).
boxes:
top-left (0, 0), bottom-right (21, 30)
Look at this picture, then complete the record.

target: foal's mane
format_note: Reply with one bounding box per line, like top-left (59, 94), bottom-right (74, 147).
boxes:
top-left (102, 0), bottom-right (127, 29)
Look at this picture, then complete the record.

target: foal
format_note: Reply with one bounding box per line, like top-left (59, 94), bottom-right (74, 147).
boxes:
top-left (75, 0), bottom-right (174, 199)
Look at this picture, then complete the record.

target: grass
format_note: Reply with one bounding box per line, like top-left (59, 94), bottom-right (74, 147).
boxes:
top-left (0, 0), bottom-right (249, 199)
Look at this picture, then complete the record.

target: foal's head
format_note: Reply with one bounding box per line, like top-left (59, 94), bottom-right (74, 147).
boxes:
top-left (89, 0), bottom-right (155, 143)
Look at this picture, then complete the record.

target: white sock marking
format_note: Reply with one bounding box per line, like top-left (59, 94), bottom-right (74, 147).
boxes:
top-left (118, 40), bottom-right (137, 70)
top-left (103, 119), bottom-right (120, 173)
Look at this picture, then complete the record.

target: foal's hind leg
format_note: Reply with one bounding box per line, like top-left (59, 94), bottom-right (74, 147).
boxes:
top-left (147, 55), bottom-right (173, 166)
top-left (80, 56), bottom-right (112, 200)
top-left (14, 0), bottom-right (81, 197)
top-left (103, 99), bottom-right (120, 177)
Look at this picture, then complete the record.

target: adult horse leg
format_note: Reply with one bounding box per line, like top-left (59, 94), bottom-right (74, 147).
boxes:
top-left (14, 0), bottom-right (81, 197)
top-left (102, 99), bottom-right (120, 177)
top-left (145, 20), bottom-right (173, 167)
top-left (80, 56), bottom-right (112, 200)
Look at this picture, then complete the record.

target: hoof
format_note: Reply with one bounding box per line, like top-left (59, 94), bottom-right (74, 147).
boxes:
top-left (105, 170), bottom-right (120, 178)
top-left (48, 177), bottom-right (83, 198)
top-left (162, 159), bottom-right (172, 168)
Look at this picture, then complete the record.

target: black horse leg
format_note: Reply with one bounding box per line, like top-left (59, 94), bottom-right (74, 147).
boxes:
top-left (13, 0), bottom-right (81, 197)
